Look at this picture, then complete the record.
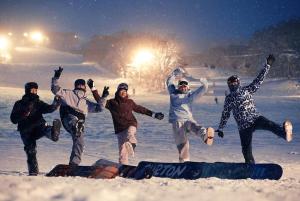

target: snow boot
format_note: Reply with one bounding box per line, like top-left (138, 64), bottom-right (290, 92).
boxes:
top-left (284, 120), bottom-right (293, 142)
top-left (51, 119), bottom-right (61, 142)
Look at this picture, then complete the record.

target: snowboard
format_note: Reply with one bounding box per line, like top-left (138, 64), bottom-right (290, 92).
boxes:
top-left (46, 159), bottom-right (152, 179)
top-left (133, 161), bottom-right (283, 180)
top-left (46, 164), bottom-right (120, 179)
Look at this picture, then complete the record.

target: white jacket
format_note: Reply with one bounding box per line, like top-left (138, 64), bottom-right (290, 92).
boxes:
top-left (166, 73), bottom-right (208, 123)
top-left (51, 77), bottom-right (103, 116)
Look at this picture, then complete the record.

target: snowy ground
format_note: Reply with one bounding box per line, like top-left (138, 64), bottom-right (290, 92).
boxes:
top-left (0, 81), bottom-right (299, 201)
top-left (0, 49), bottom-right (299, 201)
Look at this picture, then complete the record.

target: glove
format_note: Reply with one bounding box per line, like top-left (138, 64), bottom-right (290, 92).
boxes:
top-left (23, 102), bottom-right (34, 117)
top-left (87, 79), bottom-right (95, 90)
top-left (154, 112), bottom-right (164, 120)
top-left (54, 66), bottom-right (63, 79)
top-left (102, 86), bottom-right (109, 98)
top-left (216, 129), bottom-right (224, 138)
top-left (266, 54), bottom-right (275, 66)
top-left (173, 67), bottom-right (186, 76)
top-left (53, 96), bottom-right (61, 106)
top-left (200, 78), bottom-right (208, 86)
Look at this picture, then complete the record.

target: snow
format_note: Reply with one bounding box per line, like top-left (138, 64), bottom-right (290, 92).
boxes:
top-left (0, 54), bottom-right (300, 201)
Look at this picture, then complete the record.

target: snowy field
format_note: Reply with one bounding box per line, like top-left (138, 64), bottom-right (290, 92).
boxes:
top-left (0, 49), bottom-right (299, 201)
top-left (0, 81), bottom-right (299, 201)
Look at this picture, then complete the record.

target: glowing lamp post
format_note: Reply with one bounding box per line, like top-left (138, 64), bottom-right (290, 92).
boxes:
top-left (0, 36), bottom-right (12, 63)
top-left (132, 49), bottom-right (154, 82)
top-left (30, 31), bottom-right (45, 45)
top-left (0, 36), bottom-right (10, 50)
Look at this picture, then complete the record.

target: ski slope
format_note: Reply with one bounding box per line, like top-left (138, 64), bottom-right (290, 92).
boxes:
top-left (0, 51), bottom-right (300, 201)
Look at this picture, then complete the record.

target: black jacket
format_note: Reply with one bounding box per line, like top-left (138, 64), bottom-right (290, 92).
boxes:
top-left (10, 94), bottom-right (58, 133)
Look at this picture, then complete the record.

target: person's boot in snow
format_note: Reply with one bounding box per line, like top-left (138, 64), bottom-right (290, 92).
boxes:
top-left (51, 119), bottom-right (61, 142)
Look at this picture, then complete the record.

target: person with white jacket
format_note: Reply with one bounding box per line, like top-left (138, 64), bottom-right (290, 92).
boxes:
top-left (166, 67), bottom-right (214, 162)
top-left (51, 67), bottom-right (105, 166)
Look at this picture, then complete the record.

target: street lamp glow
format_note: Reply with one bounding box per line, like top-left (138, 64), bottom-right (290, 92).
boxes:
top-left (0, 36), bottom-right (10, 50)
top-left (133, 49), bottom-right (154, 66)
top-left (30, 31), bottom-right (44, 43)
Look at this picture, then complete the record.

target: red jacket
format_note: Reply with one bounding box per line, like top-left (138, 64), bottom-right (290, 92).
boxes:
top-left (93, 91), bottom-right (153, 133)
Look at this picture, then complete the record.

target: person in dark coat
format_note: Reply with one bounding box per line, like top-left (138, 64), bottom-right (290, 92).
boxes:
top-left (10, 82), bottom-right (61, 175)
top-left (216, 55), bottom-right (293, 164)
top-left (88, 81), bottom-right (164, 165)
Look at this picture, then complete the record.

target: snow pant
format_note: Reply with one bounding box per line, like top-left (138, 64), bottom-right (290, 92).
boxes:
top-left (172, 121), bottom-right (207, 162)
top-left (62, 114), bottom-right (85, 166)
top-left (20, 123), bottom-right (54, 175)
top-left (116, 126), bottom-right (137, 165)
top-left (239, 116), bottom-right (285, 164)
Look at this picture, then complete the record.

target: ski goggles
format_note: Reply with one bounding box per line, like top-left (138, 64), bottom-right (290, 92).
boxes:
top-left (178, 80), bottom-right (189, 86)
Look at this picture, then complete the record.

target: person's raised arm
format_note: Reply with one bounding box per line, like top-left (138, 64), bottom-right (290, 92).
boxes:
top-left (51, 66), bottom-right (64, 95)
top-left (245, 55), bottom-right (275, 94)
top-left (166, 67), bottom-right (186, 94)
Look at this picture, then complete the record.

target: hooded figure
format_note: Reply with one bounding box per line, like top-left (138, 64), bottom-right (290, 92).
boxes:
top-left (51, 67), bottom-right (105, 166)
top-left (91, 82), bottom-right (164, 165)
top-left (166, 67), bottom-right (214, 162)
top-left (10, 82), bottom-right (61, 175)
top-left (216, 55), bottom-right (293, 164)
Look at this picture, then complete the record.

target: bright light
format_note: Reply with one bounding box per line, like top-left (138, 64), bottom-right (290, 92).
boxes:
top-left (0, 52), bottom-right (11, 62)
top-left (0, 36), bottom-right (10, 50)
top-left (132, 49), bottom-right (154, 67)
top-left (30, 31), bottom-right (44, 43)
top-left (23, 32), bottom-right (28, 37)
top-left (7, 32), bottom-right (13, 36)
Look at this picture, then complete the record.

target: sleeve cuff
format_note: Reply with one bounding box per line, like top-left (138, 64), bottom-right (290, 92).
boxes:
top-left (151, 112), bottom-right (156, 118)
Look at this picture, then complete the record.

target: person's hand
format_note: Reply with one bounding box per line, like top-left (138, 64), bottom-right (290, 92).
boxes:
top-left (53, 96), bottom-right (61, 106)
top-left (54, 66), bottom-right (63, 79)
top-left (267, 54), bottom-right (275, 66)
top-left (200, 78), bottom-right (208, 86)
top-left (154, 112), bottom-right (164, 120)
top-left (173, 67), bottom-right (186, 76)
top-left (102, 86), bottom-right (109, 98)
top-left (23, 102), bottom-right (34, 117)
top-left (216, 129), bottom-right (224, 138)
top-left (87, 79), bottom-right (95, 90)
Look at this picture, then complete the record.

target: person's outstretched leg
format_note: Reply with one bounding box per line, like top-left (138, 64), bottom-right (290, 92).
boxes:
top-left (185, 121), bottom-right (214, 145)
top-left (172, 121), bottom-right (190, 162)
top-left (254, 116), bottom-right (292, 141)
top-left (239, 127), bottom-right (255, 164)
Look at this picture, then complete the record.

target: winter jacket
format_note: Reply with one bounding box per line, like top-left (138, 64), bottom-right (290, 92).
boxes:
top-left (218, 63), bottom-right (271, 131)
top-left (92, 91), bottom-right (153, 134)
top-left (51, 77), bottom-right (104, 116)
top-left (166, 73), bottom-right (208, 123)
top-left (10, 94), bottom-right (58, 133)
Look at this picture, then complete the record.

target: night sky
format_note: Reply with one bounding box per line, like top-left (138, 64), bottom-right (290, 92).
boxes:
top-left (1, 0), bottom-right (300, 52)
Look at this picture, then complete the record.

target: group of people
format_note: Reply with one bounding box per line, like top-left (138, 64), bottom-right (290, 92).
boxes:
top-left (10, 54), bottom-right (293, 175)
